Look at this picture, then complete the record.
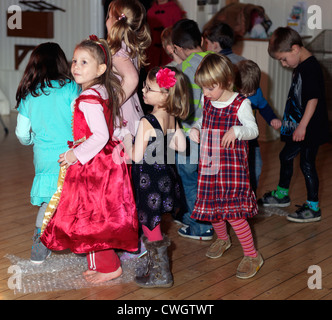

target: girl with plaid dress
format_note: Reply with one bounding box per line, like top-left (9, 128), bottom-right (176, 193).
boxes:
top-left (190, 53), bottom-right (264, 279)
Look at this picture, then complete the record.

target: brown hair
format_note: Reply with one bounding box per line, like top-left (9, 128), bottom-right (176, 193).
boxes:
top-left (234, 59), bottom-right (261, 94)
top-left (147, 66), bottom-right (189, 120)
top-left (268, 27), bottom-right (303, 59)
top-left (74, 37), bottom-right (124, 127)
top-left (16, 42), bottom-right (71, 108)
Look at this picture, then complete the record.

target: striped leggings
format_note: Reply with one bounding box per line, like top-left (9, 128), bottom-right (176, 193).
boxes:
top-left (212, 219), bottom-right (257, 257)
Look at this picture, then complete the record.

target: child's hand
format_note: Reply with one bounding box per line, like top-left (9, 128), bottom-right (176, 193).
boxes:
top-left (270, 118), bottom-right (282, 130)
top-left (59, 149), bottom-right (77, 167)
top-left (293, 124), bottom-right (306, 142)
top-left (189, 127), bottom-right (200, 144)
top-left (221, 127), bottom-right (236, 148)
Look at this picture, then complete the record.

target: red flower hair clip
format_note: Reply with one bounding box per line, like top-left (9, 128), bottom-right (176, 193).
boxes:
top-left (156, 68), bottom-right (177, 89)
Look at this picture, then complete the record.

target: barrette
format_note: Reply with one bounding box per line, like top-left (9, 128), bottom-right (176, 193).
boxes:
top-left (118, 13), bottom-right (126, 21)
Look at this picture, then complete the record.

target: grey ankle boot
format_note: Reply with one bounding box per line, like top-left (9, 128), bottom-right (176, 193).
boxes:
top-left (135, 235), bottom-right (173, 288)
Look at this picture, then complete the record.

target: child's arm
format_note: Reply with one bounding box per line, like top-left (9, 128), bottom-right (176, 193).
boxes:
top-left (223, 99), bottom-right (258, 148)
top-left (189, 115), bottom-right (202, 143)
top-left (113, 55), bottom-right (139, 104)
top-left (293, 98), bottom-right (318, 142)
top-left (169, 120), bottom-right (187, 152)
top-left (59, 101), bottom-right (109, 167)
top-left (125, 118), bottom-right (151, 163)
top-left (15, 113), bottom-right (34, 145)
top-left (250, 88), bottom-right (281, 129)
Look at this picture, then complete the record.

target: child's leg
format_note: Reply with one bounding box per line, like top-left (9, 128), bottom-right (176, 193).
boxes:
top-left (228, 218), bottom-right (263, 279)
top-left (35, 202), bottom-right (48, 229)
top-left (300, 145), bottom-right (319, 204)
top-left (228, 218), bottom-right (257, 257)
top-left (206, 221), bottom-right (231, 259)
top-left (85, 249), bottom-right (122, 283)
top-left (142, 224), bottom-right (163, 241)
top-left (212, 220), bottom-right (229, 240)
top-left (135, 224), bottom-right (173, 288)
top-left (277, 141), bottom-right (301, 196)
top-left (286, 144), bottom-right (321, 223)
top-left (31, 202), bottom-right (51, 264)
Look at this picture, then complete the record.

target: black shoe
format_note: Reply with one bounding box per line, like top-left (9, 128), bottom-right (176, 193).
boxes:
top-left (260, 191), bottom-right (290, 207)
top-left (287, 204), bottom-right (321, 223)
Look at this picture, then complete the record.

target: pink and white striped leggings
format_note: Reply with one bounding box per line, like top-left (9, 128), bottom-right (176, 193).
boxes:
top-left (212, 219), bottom-right (257, 257)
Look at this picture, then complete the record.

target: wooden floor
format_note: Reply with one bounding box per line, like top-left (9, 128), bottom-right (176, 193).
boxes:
top-left (1, 112), bottom-right (332, 301)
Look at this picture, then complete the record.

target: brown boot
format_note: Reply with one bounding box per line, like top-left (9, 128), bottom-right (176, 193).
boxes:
top-left (135, 235), bottom-right (173, 288)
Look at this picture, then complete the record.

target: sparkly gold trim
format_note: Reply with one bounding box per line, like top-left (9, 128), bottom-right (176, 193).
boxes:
top-left (41, 165), bottom-right (67, 235)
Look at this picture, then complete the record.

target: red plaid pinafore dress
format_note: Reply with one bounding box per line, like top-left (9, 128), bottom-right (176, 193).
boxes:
top-left (191, 94), bottom-right (258, 222)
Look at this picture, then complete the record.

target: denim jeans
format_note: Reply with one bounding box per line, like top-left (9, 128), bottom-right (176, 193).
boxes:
top-left (176, 137), bottom-right (212, 235)
top-left (248, 145), bottom-right (263, 194)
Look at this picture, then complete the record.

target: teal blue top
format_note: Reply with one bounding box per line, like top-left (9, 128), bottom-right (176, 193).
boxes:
top-left (16, 80), bottom-right (80, 205)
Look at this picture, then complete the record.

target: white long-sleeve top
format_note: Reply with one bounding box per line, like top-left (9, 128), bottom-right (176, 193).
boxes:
top-left (192, 93), bottom-right (258, 140)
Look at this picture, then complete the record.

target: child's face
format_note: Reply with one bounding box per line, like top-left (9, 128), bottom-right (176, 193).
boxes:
top-left (202, 84), bottom-right (230, 102)
top-left (274, 45), bottom-right (301, 69)
top-left (142, 79), bottom-right (168, 107)
top-left (71, 48), bottom-right (105, 90)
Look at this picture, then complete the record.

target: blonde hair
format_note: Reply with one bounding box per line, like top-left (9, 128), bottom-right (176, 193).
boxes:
top-left (195, 53), bottom-right (234, 91)
top-left (107, 0), bottom-right (151, 69)
top-left (148, 66), bottom-right (189, 120)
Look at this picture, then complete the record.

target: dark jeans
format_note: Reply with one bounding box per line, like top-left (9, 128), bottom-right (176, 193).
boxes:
top-left (279, 141), bottom-right (319, 202)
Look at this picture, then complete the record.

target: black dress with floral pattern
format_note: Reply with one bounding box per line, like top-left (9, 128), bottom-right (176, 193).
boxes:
top-left (132, 114), bottom-right (184, 231)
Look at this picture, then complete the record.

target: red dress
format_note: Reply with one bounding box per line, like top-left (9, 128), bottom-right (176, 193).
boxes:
top-left (191, 95), bottom-right (258, 222)
top-left (41, 89), bottom-right (138, 254)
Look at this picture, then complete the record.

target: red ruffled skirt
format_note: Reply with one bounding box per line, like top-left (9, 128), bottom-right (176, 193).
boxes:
top-left (41, 140), bottom-right (138, 254)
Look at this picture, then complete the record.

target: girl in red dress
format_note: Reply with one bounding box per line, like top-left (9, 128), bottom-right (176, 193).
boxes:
top-left (190, 53), bottom-right (264, 279)
top-left (40, 36), bottom-right (138, 284)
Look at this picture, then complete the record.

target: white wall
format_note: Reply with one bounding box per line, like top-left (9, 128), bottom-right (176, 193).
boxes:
top-left (1, 0), bottom-right (104, 112)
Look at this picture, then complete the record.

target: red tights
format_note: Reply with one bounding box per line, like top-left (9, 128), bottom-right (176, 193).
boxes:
top-left (142, 224), bottom-right (163, 242)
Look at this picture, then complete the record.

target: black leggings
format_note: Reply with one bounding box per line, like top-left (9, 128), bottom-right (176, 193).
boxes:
top-left (278, 141), bottom-right (319, 202)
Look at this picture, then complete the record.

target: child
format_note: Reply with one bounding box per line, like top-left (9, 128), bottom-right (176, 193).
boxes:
top-left (234, 59), bottom-right (282, 193)
top-left (40, 36), bottom-right (138, 284)
top-left (125, 66), bottom-right (189, 288)
top-left (190, 53), bottom-right (263, 279)
top-left (202, 21), bottom-right (246, 65)
top-left (106, 0), bottom-right (151, 140)
top-left (161, 26), bottom-right (183, 67)
top-left (15, 42), bottom-right (80, 264)
top-left (260, 27), bottom-right (330, 223)
top-left (171, 18), bottom-right (214, 240)
top-left (147, 0), bottom-right (185, 69)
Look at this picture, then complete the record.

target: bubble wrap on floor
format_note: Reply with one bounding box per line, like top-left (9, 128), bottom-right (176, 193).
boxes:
top-left (5, 251), bottom-right (147, 294)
